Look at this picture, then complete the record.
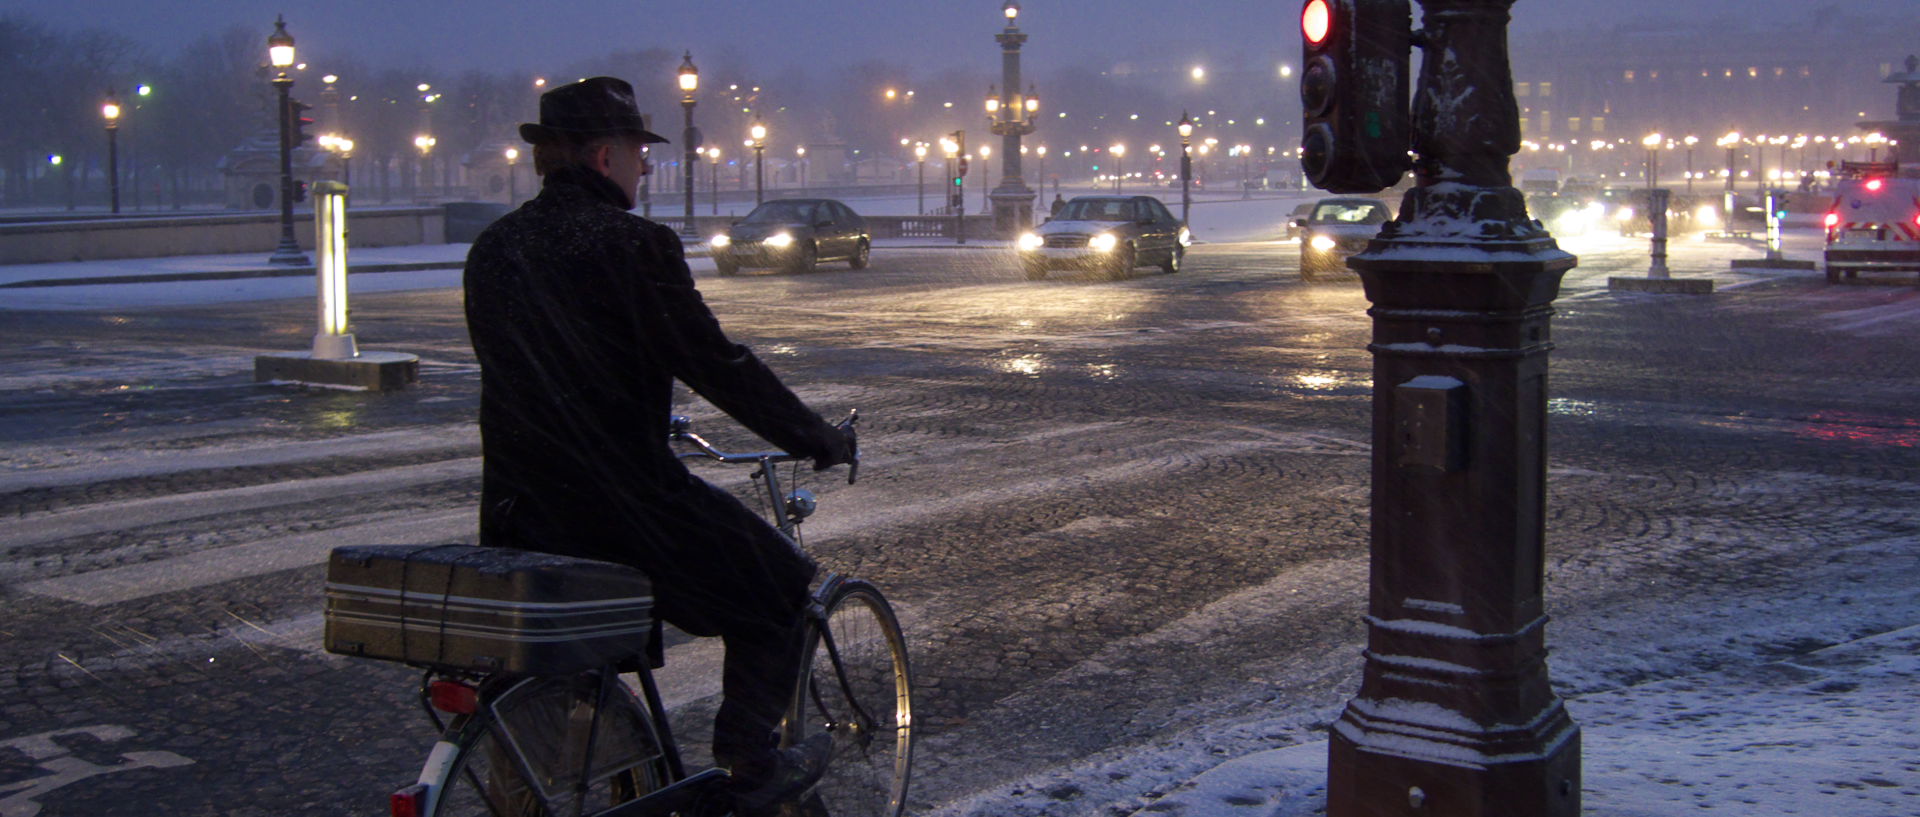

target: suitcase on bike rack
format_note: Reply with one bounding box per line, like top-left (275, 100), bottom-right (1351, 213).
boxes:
top-left (323, 544), bottom-right (654, 676)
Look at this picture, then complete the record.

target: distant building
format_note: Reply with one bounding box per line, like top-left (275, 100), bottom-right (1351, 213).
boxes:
top-left (1511, 10), bottom-right (1916, 180)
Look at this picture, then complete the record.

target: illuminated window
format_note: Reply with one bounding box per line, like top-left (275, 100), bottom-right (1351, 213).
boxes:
top-left (1540, 82), bottom-right (1553, 97)
top-left (1540, 111), bottom-right (1552, 135)
top-left (1623, 70), bottom-right (1635, 82)
top-left (1591, 116), bottom-right (1606, 134)
top-left (1516, 81), bottom-right (1531, 97)
top-left (1568, 117), bottom-right (1583, 133)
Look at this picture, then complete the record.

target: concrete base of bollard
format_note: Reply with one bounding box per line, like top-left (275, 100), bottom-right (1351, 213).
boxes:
top-left (1608, 276), bottom-right (1715, 294)
top-left (254, 350), bottom-right (420, 391)
top-left (1730, 258), bottom-right (1818, 270)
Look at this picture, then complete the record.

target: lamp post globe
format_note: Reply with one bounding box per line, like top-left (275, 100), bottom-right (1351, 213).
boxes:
top-left (267, 15), bottom-right (309, 265)
top-left (678, 52), bottom-right (699, 235)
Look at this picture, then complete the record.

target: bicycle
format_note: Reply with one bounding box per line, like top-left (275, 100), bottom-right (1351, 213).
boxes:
top-left (323, 412), bottom-right (912, 817)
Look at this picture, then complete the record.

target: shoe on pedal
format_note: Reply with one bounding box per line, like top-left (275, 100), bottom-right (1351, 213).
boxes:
top-left (729, 733), bottom-right (833, 814)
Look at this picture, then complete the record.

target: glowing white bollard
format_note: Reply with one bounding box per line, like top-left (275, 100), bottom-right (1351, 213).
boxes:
top-left (310, 181), bottom-right (358, 360)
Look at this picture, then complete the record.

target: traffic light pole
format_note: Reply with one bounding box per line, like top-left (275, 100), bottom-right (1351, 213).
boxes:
top-left (1325, 1), bottom-right (1580, 815)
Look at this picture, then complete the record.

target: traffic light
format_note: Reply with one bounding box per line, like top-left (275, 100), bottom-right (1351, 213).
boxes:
top-left (290, 98), bottom-right (315, 149)
top-left (293, 179), bottom-right (309, 203)
top-left (948, 130), bottom-right (967, 189)
top-left (1298, 0), bottom-right (1412, 193)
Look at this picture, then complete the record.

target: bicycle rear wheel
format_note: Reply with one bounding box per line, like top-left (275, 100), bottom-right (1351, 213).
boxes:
top-left (782, 577), bottom-right (913, 817)
top-left (425, 673), bottom-right (669, 817)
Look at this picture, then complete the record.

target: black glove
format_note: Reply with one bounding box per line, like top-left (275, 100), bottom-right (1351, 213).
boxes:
top-left (813, 421), bottom-right (857, 472)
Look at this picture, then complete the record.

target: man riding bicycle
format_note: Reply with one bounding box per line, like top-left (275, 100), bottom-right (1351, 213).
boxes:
top-left (462, 76), bottom-right (856, 814)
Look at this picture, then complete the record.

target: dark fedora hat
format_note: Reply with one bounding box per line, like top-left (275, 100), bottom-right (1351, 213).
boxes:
top-left (519, 76), bottom-right (669, 145)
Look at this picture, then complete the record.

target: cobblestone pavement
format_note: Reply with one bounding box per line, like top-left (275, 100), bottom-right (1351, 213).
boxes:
top-left (0, 234), bottom-right (1915, 815)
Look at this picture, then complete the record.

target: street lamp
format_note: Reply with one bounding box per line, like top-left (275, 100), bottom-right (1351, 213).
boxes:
top-left (1642, 132), bottom-right (1662, 190)
top-left (749, 121), bottom-right (767, 205)
top-left (1110, 143), bottom-right (1126, 193)
top-left (979, 145), bottom-right (992, 210)
top-left (503, 147), bottom-right (519, 203)
top-left (266, 16), bottom-right (308, 265)
top-left (915, 142), bottom-right (928, 214)
top-left (101, 91), bottom-right (121, 214)
top-left (1683, 135), bottom-right (1699, 194)
top-left (318, 134), bottom-right (355, 188)
top-left (707, 147), bottom-right (721, 215)
top-left (796, 145), bottom-right (807, 193)
top-left (1177, 111), bottom-right (1193, 224)
top-left (1036, 144), bottom-right (1048, 198)
top-left (678, 52), bottom-right (699, 235)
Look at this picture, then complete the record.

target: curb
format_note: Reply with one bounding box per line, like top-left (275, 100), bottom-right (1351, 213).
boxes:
top-left (0, 243), bottom-right (1014, 289)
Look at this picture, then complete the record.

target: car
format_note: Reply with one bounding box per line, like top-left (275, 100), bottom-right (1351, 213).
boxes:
top-left (1296, 197), bottom-right (1391, 280)
top-left (1017, 195), bottom-right (1190, 280)
top-left (1280, 201), bottom-right (1317, 241)
top-left (708, 198), bottom-right (871, 275)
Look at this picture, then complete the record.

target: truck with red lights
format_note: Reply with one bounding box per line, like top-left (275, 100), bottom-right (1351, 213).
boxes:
top-left (1823, 161), bottom-right (1920, 283)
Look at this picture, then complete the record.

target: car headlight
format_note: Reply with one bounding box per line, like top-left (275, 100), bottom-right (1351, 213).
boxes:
top-left (1089, 233), bottom-right (1118, 252)
top-left (1309, 235), bottom-right (1337, 252)
top-left (1694, 205), bottom-right (1720, 228)
top-left (1614, 207), bottom-right (1635, 223)
top-left (1177, 226), bottom-right (1192, 248)
top-left (1018, 232), bottom-right (1044, 251)
top-left (709, 234), bottom-right (730, 248)
top-left (766, 231), bottom-right (794, 248)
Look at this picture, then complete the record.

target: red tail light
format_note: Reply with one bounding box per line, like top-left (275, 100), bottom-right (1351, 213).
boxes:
top-left (1865, 179), bottom-right (1883, 192)
top-left (1824, 212), bottom-right (1840, 228)
top-left (429, 680), bottom-right (478, 714)
top-left (391, 783), bottom-right (428, 817)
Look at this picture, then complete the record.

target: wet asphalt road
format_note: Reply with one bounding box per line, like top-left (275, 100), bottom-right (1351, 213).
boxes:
top-left (1, 235), bottom-right (1917, 816)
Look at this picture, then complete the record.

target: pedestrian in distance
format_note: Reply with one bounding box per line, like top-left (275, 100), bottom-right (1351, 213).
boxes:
top-left (461, 76), bottom-right (856, 815)
top-left (1050, 193), bottom-right (1066, 218)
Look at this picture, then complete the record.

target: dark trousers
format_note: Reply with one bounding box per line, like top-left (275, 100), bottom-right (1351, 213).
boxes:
top-left (644, 478), bottom-right (817, 765)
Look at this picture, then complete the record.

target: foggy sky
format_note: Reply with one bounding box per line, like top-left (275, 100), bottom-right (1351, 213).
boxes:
top-left (13, 0), bottom-right (1913, 78)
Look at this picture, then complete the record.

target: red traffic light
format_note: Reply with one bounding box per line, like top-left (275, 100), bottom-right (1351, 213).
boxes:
top-left (1303, 0), bottom-right (1331, 45)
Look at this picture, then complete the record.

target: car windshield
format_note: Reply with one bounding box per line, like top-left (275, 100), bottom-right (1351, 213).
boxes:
top-left (1056, 199), bottom-right (1134, 222)
top-left (1312, 202), bottom-right (1388, 224)
top-left (742, 201), bottom-right (818, 224)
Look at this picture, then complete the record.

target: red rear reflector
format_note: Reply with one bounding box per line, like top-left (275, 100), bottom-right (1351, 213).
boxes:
top-left (1303, 0), bottom-right (1331, 44)
top-left (1866, 179), bottom-right (1883, 191)
top-left (391, 783), bottom-right (428, 817)
top-left (429, 680), bottom-right (478, 714)
top-left (1824, 212), bottom-right (1840, 228)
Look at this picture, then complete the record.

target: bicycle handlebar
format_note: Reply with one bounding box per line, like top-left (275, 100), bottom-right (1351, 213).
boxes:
top-left (669, 411), bottom-right (860, 485)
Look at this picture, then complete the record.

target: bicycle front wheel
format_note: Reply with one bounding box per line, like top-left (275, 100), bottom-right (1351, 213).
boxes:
top-left (425, 674), bottom-right (668, 817)
top-left (783, 577), bottom-right (913, 817)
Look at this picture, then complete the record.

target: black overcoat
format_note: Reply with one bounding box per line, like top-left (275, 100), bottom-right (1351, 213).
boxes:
top-left (463, 166), bottom-right (837, 625)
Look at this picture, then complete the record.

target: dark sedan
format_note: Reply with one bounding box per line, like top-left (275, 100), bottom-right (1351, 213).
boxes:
top-left (709, 198), bottom-right (871, 275)
top-left (1016, 195), bottom-right (1190, 280)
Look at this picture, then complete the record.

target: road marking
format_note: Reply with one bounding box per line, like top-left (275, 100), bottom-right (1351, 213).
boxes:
top-left (0, 424), bottom-right (477, 493)
top-left (2, 458), bottom-right (478, 553)
top-left (0, 726), bottom-right (192, 817)
top-left (16, 509), bottom-right (474, 606)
